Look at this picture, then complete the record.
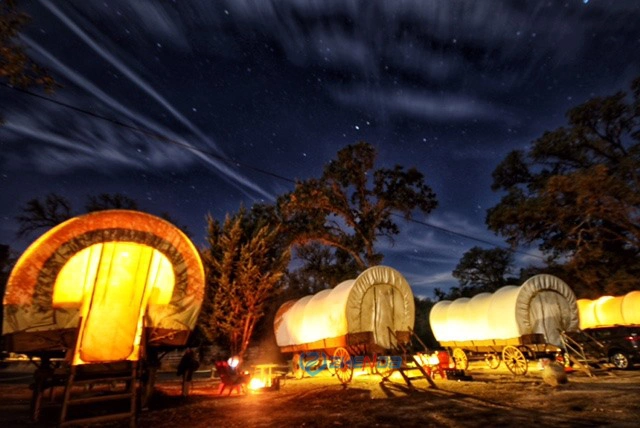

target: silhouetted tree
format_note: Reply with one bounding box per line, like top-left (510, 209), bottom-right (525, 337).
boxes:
top-left (85, 193), bottom-right (138, 212)
top-left (200, 206), bottom-right (290, 359)
top-left (487, 77), bottom-right (640, 296)
top-left (15, 193), bottom-right (180, 238)
top-left (1, 0), bottom-right (56, 123)
top-left (283, 243), bottom-right (360, 298)
top-left (16, 193), bottom-right (72, 237)
top-left (0, 244), bottom-right (16, 341)
top-left (450, 246), bottom-right (515, 296)
top-left (278, 141), bottom-right (437, 269)
top-left (413, 296), bottom-right (438, 349)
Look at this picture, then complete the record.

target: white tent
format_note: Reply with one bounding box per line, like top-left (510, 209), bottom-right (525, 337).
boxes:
top-left (274, 266), bottom-right (414, 351)
top-left (429, 274), bottom-right (579, 347)
top-left (577, 291), bottom-right (640, 329)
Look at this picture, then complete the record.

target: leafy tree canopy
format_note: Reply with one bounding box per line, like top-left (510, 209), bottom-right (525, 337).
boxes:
top-left (487, 77), bottom-right (640, 295)
top-left (452, 246), bottom-right (514, 290)
top-left (278, 141), bottom-right (437, 269)
top-left (283, 243), bottom-right (360, 298)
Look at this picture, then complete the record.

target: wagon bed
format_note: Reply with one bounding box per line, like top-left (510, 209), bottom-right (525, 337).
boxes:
top-left (281, 330), bottom-right (412, 384)
top-left (439, 333), bottom-right (563, 375)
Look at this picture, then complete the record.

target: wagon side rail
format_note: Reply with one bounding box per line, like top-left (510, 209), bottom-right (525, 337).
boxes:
top-left (438, 334), bottom-right (560, 375)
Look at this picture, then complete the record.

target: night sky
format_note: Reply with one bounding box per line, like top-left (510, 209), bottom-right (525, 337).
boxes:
top-left (1, 0), bottom-right (640, 297)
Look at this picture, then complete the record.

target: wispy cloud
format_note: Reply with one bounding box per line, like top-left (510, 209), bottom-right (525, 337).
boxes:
top-left (6, 1), bottom-right (275, 200)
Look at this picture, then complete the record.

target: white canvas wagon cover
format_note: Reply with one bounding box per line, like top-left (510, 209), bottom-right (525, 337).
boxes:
top-left (429, 274), bottom-right (579, 347)
top-left (577, 291), bottom-right (640, 329)
top-left (274, 266), bottom-right (415, 351)
top-left (2, 210), bottom-right (205, 359)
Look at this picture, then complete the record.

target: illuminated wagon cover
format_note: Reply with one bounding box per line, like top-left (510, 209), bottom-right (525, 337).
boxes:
top-left (577, 291), bottom-right (640, 329)
top-left (274, 266), bottom-right (415, 353)
top-left (429, 274), bottom-right (579, 348)
top-left (2, 210), bottom-right (204, 362)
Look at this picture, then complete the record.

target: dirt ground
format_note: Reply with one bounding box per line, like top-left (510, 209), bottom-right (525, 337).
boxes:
top-left (1, 361), bottom-right (639, 427)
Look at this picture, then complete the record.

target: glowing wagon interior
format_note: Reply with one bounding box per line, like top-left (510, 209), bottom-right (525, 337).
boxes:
top-left (2, 210), bottom-right (204, 364)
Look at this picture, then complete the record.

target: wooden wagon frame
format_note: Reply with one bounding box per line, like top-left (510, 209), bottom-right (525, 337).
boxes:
top-left (439, 333), bottom-right (563, 375)
top-left (280, 330), bottom-right (412, 384)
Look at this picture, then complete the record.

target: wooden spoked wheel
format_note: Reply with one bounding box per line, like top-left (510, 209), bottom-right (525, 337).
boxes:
top-left (374, 355), bottom-right (394, 380)
top-left (292, 353), bottom-right (305, 379)
top-left (453, 348), bottom-right (469, 370)
top-left (502, 346), bottom-right (528, 375)
top-left (484, 353), bottom-right (501, 369)
top-left (333, 347), bottom-right (354, 385)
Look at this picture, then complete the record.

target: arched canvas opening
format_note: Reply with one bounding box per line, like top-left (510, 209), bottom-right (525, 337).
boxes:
top-left (430, 275), bottom-right (579, 347)
top-left (2, 210), bottom-right (205, 359)
top-left (274, 266), bottom-right (414, 350)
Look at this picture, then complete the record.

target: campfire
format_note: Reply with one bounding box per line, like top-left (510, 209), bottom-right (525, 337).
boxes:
top-left (248, 363), bottom-right (281, 392)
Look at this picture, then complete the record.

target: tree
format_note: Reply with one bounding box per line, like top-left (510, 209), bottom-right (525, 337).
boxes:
top-left (16, 193), bottom-right (73, 237)
top-left (450, 246), bottom-right (515, 297)
top-left (85, 193), bottom-right (138, 212)
top-left (283, 243), bottom-right (360, 297)
top-left (16, 192), bottom-right (150, 238)
top-left (487, 77), bottom-right (640, 296)
top-left (413, 296), bottom-right (438, 348)
top-left (278, 141), bottom-right (438, 269)
top-left (1, 0), bottom-right (56, 122)
top-left (0, 244), bottom-right (16, 338)
top-left (200, 207), bottom-right (290, 358)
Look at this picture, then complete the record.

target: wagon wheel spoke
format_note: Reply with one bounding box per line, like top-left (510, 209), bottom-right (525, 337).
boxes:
top-left (453, 348), bottom-right (468, 370)
top-left (333, 347), bottom-right (353, 385)
top-left (374, 356), bottom-right (394, 380)
top-left (292, 353), bottom-right (304, 379)
top-left (484, 353), bottom-right (501, 369)
top-left (502, 346), bottom-right (528, 375)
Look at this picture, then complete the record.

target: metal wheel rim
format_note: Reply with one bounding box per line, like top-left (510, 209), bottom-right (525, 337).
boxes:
top-left (453, 348), bottom-right (469, 370)
top-left (333, 347), bottom-right (353, 384)
top-left (611, 353), bottom-right (629, 369)
top-left (502, 346), bottom-right (528, 375)
top-left (485, 353), bottom-right (501, 369)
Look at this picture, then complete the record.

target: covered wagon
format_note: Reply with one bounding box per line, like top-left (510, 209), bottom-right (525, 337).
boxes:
top-left (2, 210), bottom-right (205, 423)
top-left (429, 274), bottom-right (579, 375)
top-left (577, 291), bottom-right (640, 329)
top-left (274, 266), bottom-right (414, 384)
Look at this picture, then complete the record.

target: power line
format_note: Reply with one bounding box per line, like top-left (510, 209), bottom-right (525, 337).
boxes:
top-left (0, 82), bottom-right (296, 185)
top-left (394, 214), bottom-right (544, 260)
top-left (2, 82), bottom-right (543, 260)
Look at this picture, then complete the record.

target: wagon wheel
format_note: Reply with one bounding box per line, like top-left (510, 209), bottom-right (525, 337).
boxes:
top-left (453, 348), bottom-right (469, 370)
top-left (484, 353), bottom-right (501, 369)
top-left (502, 346), bottom-right (528, 375)
top-left (292, 353), bottom-right (305, 379)
top-left (333, 347), bottom-right (353, 385)
top-left (374, 355), bottom-right (394, 380)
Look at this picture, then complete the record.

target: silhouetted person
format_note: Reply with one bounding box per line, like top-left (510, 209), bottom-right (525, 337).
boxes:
top-left (177, 349), bottom-right (200, 397)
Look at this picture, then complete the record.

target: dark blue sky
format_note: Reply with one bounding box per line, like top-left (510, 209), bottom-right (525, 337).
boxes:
top-left (1, 0), bottom-right (639, 297)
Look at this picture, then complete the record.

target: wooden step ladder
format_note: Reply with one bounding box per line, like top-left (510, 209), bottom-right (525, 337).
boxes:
top-left (388, 328), bottom-right (437, 389)
top-left (59, 362), bottom-right (137, 427)
top-left (560, 331), bottom-right (614, 377)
